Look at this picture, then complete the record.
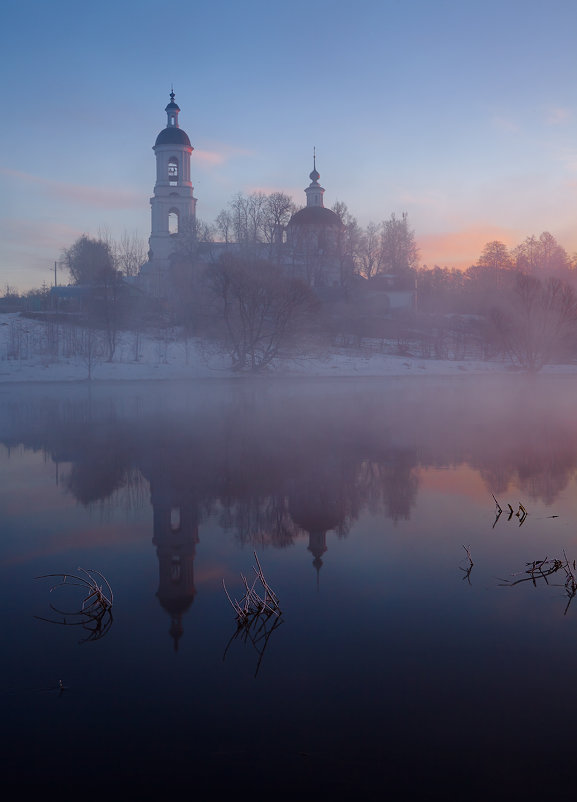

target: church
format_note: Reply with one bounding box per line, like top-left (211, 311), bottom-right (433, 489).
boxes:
top-left (138, 93), bottom-right (415, 312)
top-left (139, 92), bottom-right (352, 294)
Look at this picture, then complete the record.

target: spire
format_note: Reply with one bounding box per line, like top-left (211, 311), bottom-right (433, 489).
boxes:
top-left (309, 146), bottom-right (320, 184)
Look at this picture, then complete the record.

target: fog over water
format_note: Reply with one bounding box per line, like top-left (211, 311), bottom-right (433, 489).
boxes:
top-left (3, 375), bottom-right (577, 798)
top-left (1, 375), bottom-right (576, 514)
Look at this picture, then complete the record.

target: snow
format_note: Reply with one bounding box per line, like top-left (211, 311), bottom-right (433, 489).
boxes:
top-left (0, 312), bottom-right (575, 382)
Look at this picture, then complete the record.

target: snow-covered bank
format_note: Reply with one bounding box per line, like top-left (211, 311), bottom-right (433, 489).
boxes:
top-left (1, 313), bottom-right (576, 382)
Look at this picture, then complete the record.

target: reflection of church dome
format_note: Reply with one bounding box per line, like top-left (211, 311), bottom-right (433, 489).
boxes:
top-left (307, 530), bottom-right (328, 577)
top-left (156, 588), bottom-right (196, 616)
top-left (289, 501), bottom-right (343, 534)
top-left (156, 590), bottom-right (196, 652)
top-left (289, 486), bottom-right (345, 581)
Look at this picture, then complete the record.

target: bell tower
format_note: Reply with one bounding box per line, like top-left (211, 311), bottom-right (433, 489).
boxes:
top-left (144, 91), bottom-right (197, 291)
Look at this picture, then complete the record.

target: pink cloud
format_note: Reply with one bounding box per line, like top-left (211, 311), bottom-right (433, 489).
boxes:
top-left (0, 167), bottom-right (141, 209)
top-left (193, 144), bottom-right (253, 169)
top-left (193, 148), bottom-right (227, 167)
top-left (0, 218), bottom-right (82, 251)
top-left (194, 149), bottom-right (228, 166)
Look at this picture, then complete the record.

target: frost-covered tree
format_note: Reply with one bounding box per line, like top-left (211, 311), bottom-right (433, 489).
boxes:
top-left (492, 274), bottom-right (577, 371)
top-left (114, 230), bottom-right (148, 278)
top-left (507, 232), bottom-right (570, 276)
top-left (477, 240), bottom-right (513, 271)
top-left (207, 255), bottom-right (317, 371)
top-left (358, 221), bottom-right (381, 280)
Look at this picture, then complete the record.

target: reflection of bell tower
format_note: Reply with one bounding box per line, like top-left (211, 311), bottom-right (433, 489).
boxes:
top-left (151, 479), bottom-right (199, 651)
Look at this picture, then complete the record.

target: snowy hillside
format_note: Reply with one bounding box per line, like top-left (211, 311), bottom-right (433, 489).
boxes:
top-left (0, 312), bottom-right (573, 382)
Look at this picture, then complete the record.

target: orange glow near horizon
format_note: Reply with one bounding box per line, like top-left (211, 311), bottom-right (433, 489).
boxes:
top-left (417, 224), bottom-right (519, 270)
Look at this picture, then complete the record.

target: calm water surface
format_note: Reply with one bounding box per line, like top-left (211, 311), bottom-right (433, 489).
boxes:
top-left (2, 376), bottom-right (577, 799)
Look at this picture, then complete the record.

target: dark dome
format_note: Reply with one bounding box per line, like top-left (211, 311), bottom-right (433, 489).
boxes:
top-left (154, 127), bottom-right (192, 148)
top-left (288, 206), bottom-right (343, 228)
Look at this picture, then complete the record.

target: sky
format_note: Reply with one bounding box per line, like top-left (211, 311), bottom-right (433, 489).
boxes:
top-left (2, 0), bottom-right (577, 292)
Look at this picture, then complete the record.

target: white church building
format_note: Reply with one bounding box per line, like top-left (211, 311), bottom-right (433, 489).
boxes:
top-left (138, 93), bottom-right (416, 312)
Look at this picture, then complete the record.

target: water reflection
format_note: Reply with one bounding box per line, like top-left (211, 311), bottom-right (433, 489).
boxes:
top-left (3, 377), bottom-right (577, 796)
top-left (2, 377), bottom-right (577, 640)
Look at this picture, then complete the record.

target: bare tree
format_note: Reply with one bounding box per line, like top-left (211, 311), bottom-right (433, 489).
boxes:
top-left (262, 192), bottom-right (296, 257)
top-left (227, 192), bottom-right (267, 247)
top-left (358, 221), bottom-right (381, 279)
top-left (511, 235), bottom-right (541, 274)
top-left (215, 209), bottom-right (234, 243)
top-left (331, 202), bottom-right (362, 277)
top-left (492, 274), bottom-right (577, 371)
top-left (507, 232), bottom-right (569, 276)
top-left (79, 326), bottom-right (104, 380)
top-left (478, 240), bottom-right (513, 271)
top-left (217, 191), bottom-right (295, 255)
top-left (115, 230), bottom-right (148, 278)
top-left (207, 255), bottom-right (317, 371)
top-left (379, 212), bottom-right (419, 275)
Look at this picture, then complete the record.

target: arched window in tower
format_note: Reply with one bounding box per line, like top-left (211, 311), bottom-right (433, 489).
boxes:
top-left (168, 158), bottom-right (178, 186)
top-left (170, 555), bottom-right (182, 583)
top-left (170, 507), bottom-right (181, 532)
top-left (168, 209), bottom-right (179, 235)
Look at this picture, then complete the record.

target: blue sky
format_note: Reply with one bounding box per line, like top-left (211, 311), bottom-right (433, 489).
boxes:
top-left (2, 0), bottom-right (577, 291)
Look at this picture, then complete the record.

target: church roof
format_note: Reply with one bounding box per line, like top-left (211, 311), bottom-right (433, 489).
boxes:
top-left (288, 206), bottom-right (343, 228)
top-left (154, 126), bottom-right (192, 147)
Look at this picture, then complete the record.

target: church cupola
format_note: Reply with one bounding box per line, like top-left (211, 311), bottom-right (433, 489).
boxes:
top-left (304, 150), bottom-right (325, 208)
top-left (154, 90), bottom-right (192, 149)
top-left (165, 90), bottom-right (181, 128)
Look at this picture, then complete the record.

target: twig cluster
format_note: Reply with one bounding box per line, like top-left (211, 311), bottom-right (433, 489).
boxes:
top-left (492, 494), bottom-right (528, 527)
top-left (223, 552), bottom-right (281, 627)
top-left (222, 552), bottom-right (283, 677)
top-left (460, 544), bottom-right (474, 583)
top-left (500, 551), bottom-right (577, 615)
top-left (35, 567), bottom-right (114, 642)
